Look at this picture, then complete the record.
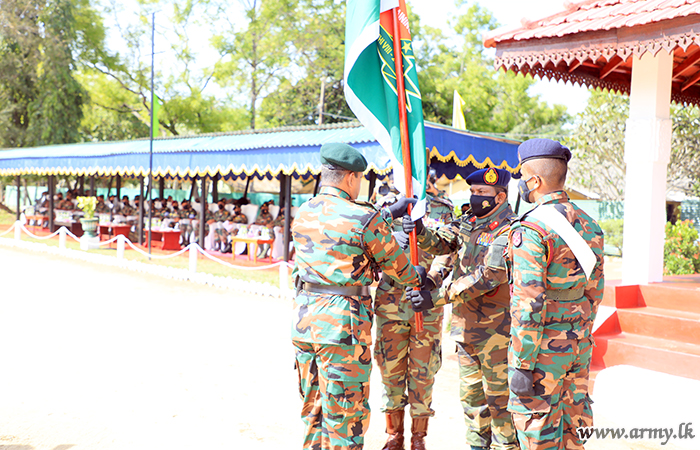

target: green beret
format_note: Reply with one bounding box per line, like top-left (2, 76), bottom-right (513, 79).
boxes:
top-left (320, 143), bottom-right (368, 172)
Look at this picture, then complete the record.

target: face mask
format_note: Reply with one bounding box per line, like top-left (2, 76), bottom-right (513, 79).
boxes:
top-left (518, 176), bottom-right (537, 203)
top-left (470, 194), bottom-right (498, 217)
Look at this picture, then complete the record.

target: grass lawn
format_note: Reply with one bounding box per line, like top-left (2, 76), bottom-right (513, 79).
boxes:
top-left (0, 209), bottom-right (288, 288)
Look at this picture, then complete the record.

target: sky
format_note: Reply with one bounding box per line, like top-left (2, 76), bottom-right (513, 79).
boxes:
top-left (107, 0), bottom-right (590, 117)
top-left (411, 0), bottom-right (591, 116)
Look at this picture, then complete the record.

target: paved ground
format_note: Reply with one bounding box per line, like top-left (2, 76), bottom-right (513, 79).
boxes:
top-left (0, 246), bottom-right (696, 449)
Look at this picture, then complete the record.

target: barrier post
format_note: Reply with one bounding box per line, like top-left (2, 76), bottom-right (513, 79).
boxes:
top-left (279, 261), bottom-right (289, 297)
top-left (58, 227), bottom-right (66, 250)
top-left (14, 221), bottom-right (21, 241)
top-left (189, 244), bottom-right (197, 273)
top-left (116, 234), bottom-right (125, 260)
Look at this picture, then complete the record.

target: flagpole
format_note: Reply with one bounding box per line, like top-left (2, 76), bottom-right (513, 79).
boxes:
top-left (392, 6), bottom-right (424, 332)
top-left (148, 12), bottom-right (155, 258)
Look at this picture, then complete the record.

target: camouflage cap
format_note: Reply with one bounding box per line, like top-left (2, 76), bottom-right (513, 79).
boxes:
top-left (320, 143), bottom-right (368, 172)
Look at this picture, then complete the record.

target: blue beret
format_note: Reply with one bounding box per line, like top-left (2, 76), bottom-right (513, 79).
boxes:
top-left (518, 138), bottom-right (571, 164)
top-left (320, 143), bottom-right (368, 172)
top-left (466, 168), bottom-right (511, 187)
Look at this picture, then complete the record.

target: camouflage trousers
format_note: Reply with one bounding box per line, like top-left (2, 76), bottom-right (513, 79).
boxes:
top-left (457, 331), bottom-right (518, 449)
top-left (293, 341), bottom-right (371, 450)
top-left (373, 315), bottom-right (443, 418)
top-left (508, 337), bottom-right (594, 450)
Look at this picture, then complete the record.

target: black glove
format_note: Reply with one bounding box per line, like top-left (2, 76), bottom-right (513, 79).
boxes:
top-left (406, 288), bottom-right (434, 312)
top-left (387, 197), bottom-right (417, 219)
top-left (414, 265), bottom-right (427, 288)
top-left (393, 231), bottom-right (409, 250)
top-left (402, 214), bottom-right (425, 235)
top-left (510, 367), bottom-right (535, 396)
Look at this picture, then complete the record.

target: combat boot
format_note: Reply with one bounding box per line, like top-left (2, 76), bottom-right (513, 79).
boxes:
top-left (382, 410), bottom-right (405, 450)
top-left (410, 417), bottom-right (429, 450)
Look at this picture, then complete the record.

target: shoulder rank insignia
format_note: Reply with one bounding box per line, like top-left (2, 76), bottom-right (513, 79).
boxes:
top-left (489, 221), bottom-right (499, 231)
top-left (512, 230), bottom-right (522, 247)
top-left (469, 216), bottom-right (476, 223)
top-left (476, 232), bottom-right (494, 246)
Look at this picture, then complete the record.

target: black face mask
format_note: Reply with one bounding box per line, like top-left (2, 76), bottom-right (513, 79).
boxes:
top-left (470, 194), bottom-right (498, 217)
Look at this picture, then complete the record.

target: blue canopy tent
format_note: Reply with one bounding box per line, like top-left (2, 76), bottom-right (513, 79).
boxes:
top-left (0, 122), bottom-right (520, 259)
top-left (0, 122), bottom-right (520, 180)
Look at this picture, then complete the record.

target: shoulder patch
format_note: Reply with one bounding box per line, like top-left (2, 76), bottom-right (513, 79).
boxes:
top-left (512, 230), bottom-right (522, 248)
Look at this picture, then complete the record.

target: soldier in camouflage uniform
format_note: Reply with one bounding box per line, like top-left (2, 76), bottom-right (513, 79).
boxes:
top-left (57, 193), bottom-right (75, 210)
top-left (255, 201), bottom-right (275, 257)
top-left (120, 196), bottom-right (136, 216)
top-left (211, 202), bottom-right (231, 251)
top-left (230, 204), bottom-right (248, 224)
top-left (291, 143), bottom-right (426, 450)
top-left (95, 195), bottom-right (110, 214)
top-left (177, 200), bottom-right (196, 245)
top-left (373, 183), bottom-right (453, 450)
top-left (506, 139), bottom-right (604, 450)
top-left (405, 168), bottom-right (519, 450)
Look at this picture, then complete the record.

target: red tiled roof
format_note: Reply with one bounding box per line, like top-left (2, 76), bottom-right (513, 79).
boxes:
top-left (484, 0), bottom-right (700, 47)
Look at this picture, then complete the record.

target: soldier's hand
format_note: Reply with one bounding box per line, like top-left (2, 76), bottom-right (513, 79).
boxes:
top-left (510, 367), bottom-right (535, 396)
top-left (388, 197), bottom-right (417, 219)
top-left (406, 288), bottom-right (434, 312)
top-left (414, 265), bottom-right (427, 288)
top-left (402, 214), bottom-right (425, 235)
top-left (394, 231), bottom-right (409, 250)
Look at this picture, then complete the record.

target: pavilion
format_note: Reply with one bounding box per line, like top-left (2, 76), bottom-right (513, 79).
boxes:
top-left (485, 0), bottom-right (700, 285)
top-left (0, 121), bottom-right (521, 260)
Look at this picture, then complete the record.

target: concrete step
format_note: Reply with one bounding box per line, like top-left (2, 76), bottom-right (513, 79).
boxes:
top-left (593, 332), bottom-right (700, 381)
top-left (616, 306), bottom-right (700, 344)
top-left (638, 284), bottom-right (700, 314)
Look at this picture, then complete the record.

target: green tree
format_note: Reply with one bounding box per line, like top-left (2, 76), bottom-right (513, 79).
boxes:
top-left (410, 1), bottom-right (569, 136)
top-left (212, 0), bottom-right (295, 130)
top-left (565, 90), bottom-right (700, 200)
top-left (564, 90), bottom-right (627, 200)
top-left (258, 0), bottom-right (349, 127)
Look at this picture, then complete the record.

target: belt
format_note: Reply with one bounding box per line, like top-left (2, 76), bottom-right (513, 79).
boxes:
top-left (545, 287), bottom-right (585, 301)
top-left (303, 282), bottom-right (370, 297)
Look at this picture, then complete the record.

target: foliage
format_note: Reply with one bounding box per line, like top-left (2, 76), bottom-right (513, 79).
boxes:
top-left (563, 90), bottom-right (627, 200)
top-left (410, 1), bottom-right (570, 137)
top-left (599, 219), bottom-right (623, 256)
top-left (77, 196), bottom-right (97, 219)
top-left (664, 220), bottom-right (700, 275)
top-left (565, 90), bottom-right (700, 200)
top-left (211, 0), bottom-right (296, 129)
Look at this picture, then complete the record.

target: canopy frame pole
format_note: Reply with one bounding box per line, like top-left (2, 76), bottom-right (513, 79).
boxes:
top-left (283, 174), bottom-right (292, 262)
top-left (138, 177), bottom-right (144, 245)
top-left (116, 175), bottom-right (122, 199)
top-left (189, 178), bottom-right (197, 202)
top-left (159, 177), bottom-right (165, 200)
top-left (89, 175), bottom-right (95, 196)
top-left (367, 172), bottom-right (377, 202)
top-left (199, 176), bottom-right (207, 248)
top-left (392, 6), bottom-right (423, 331)
top-left (212, 174), bottom-right (219, 203)
top-left (313, 174), bottom-right (321, 196)
top-left (243, 176), bottom-right (251, 201)
top-left (15, 175), bottom-right (20, 221)
top-left (48, 175), bottom-right (55, 232)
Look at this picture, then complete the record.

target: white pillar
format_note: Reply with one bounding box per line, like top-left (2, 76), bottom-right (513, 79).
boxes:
top-left (622, 51), bottom-right (673, 285)
top-left (14, 221), bottom-right (21, 240)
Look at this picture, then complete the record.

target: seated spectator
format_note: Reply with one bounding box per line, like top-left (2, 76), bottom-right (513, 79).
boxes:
top-left (57, 193), bottom-right (76, 210)
top-left (229, 204), bottom-right (248, 224)
top-left (95, 195), bottom-right (110, 214)
top-left (121, 197), bottom-right (136, 216)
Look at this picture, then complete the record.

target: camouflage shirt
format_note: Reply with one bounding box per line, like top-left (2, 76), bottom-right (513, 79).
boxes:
top-left (230, 213), bottom-right (248, 224)
top-left (255, 211), bottom-right (274, 229)
top-left (418, 202), bottom-right (515, 342)
top-left (291, 186), bottom-right (420, 346)
top-left (506, 191), bottom-right (605, 370)
top-left (374, 194), bottom-right (454, 322)
top-left (213, 210), bottom-right (229, 222)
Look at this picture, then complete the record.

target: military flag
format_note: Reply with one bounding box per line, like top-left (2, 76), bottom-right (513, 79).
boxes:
top-left (344, 0), bottom-right (427, 218)
top-left (452, 90), bottom-right (467, 130)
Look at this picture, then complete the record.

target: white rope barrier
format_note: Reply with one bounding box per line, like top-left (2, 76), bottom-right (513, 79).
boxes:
top-left (0, 223), bottom-right (296, 297)
top-left (125, 239), bottom-right (191, 259)
top-left (0, 222), bottom-right (16, 237)
top-left (191, 243), bottom-right (287, 271)
top-left (20, 224), bottom-right (63, 240)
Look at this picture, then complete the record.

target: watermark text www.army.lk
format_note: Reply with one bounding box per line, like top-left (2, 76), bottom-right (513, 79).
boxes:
top-left (577, 422), bottom-right (695, 445)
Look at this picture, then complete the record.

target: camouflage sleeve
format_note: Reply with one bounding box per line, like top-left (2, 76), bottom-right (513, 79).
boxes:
top-left (585, 231), bottom-right (606, 328)
top-left (446, 233), bottom-right (509, 305)
top-left (365, 213), bottom-right (420, 288)
top-left (416, 220), bottom-right (461, 255)
top-left (510, 226), bottom-right (548, 370)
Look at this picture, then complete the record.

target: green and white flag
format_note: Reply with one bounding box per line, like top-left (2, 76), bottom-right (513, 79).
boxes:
top-left (344, 0), bottom-right (427, 218)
